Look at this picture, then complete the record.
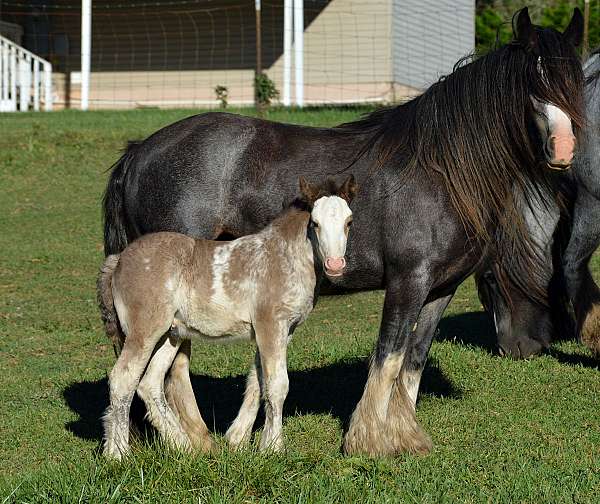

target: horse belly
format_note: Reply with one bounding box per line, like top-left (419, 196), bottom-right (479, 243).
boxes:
top-left (175, 303), bottom-right (253, 342)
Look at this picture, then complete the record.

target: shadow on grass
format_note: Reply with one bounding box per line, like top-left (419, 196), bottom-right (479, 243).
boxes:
top-left (436, 311), bottom-right (498, 354)
top-left (549, 348), bottom-right (599, 369)
top-left (63, 358), bottom-right (461, 443)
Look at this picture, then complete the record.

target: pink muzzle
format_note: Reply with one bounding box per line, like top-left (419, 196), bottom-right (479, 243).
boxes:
top-left (547, 132), bottom-right (575, 170)
top-left (325, 257), bottom-right (346, 277)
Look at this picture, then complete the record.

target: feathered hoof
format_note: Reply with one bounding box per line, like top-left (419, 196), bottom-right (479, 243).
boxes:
top-left (103, 441), bottom-right (129, 462)
top-left (342, 414), bottom-right (432, 457)
top-left (189, 431), bottom-right (217, 454)
top-left (580, 303), bottom-right (600, 358)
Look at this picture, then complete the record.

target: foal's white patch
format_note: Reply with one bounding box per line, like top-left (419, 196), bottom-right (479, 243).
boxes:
top-left (311, 195), bottom-right (352, 260)
top-left (210, 245), bottom-right (232, 306)
top-left (165, 277), bottom-right (177, 292)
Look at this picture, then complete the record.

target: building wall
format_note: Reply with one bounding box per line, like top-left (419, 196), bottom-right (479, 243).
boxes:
top-left (269, 0), bottom-right (394, 104)
top-left (4, 0), bottom-right (475, 109)
top-left (392, 0), bottom-right (475, 90)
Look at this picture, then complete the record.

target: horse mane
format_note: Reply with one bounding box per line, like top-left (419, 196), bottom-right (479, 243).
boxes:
top-left (337, 22), bottom-right (585, 305)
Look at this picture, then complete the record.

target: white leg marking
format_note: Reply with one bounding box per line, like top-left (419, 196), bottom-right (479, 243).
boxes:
top-left (226, 354), bottom-right (262, 448)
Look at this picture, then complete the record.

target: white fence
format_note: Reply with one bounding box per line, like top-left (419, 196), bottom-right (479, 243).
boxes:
top-left (0, 35), bottom-right (53, 112)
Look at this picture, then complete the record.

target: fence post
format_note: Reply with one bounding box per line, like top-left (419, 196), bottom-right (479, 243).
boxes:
top-left (43, 62), bottom-right (53, 111)
top-left (33, 59), bottom-right (40, 111)
top-left (293, 0), bottom-right (303, 107)
top-left (10, 44), bottom-right (17, 111)
top-left (283, 0), bottom-right (292, 106)
top-left (19, 52), bottom-right (30, 111)
top-left (255, 0), bottom-right (263, 116)
top-left (583, 0), bottom-right (590, 58)
top-left (81, 0), bottom-right (92, 110)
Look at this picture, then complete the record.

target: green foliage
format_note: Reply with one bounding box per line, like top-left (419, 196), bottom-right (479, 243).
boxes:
top-left (1, 108), bottom-right (599, 502)
top-left (254, 72), bottom-right (280, 107)
top-left (476, 0), bottom-right (600, 53)
top-left (214, 85), bottom-right (229, 109)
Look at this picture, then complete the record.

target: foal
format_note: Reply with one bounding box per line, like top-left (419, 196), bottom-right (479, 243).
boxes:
top-left (97, 175), bottom-right (357, 460)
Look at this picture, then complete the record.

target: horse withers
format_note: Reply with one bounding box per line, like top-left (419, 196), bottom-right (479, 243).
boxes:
top-left (97, 176), bottom-right (357, 460)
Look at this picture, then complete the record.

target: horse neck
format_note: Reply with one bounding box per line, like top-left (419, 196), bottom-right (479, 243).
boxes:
top-left (265, 208), bottom-right (311, 252)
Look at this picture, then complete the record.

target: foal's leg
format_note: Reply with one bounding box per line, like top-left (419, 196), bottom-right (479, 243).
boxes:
top-left (164, 340), bottom-right (215, 453)
top-left (225, 351), bottom-right (262, 448)
top-left (137, 335), bottom-right (191, 452)
top-left (344, 275), bottom-right (430, 456)
top-left (255, 318), bottom-right (289, 452)
top-left (103, 323), bottom-right (171, 460)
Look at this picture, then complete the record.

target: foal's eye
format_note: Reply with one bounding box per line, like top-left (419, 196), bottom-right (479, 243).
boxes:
top-left (312, 221), bottom-right (319, 229)
top-left (347, 220), bottom-right (353, 227)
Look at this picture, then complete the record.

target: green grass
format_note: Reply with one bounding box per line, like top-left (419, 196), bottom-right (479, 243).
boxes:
top-left (1, 106), bottom-right (599, 503)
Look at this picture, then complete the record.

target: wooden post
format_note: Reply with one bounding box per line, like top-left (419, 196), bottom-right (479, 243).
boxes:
top-left (255, 0), bottom-right (263, 116)
top-left (583, 0), bottom-right (590, 58)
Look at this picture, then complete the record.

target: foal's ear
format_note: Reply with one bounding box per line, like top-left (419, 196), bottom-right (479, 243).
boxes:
top-left (338, 174), bottom-right (358, 204)
top-left (514, 7), bottom-right (538, 52)
top-left (563, 8), bottom-right (584, 48)
top-left (299, 177), bottom-right (320, 205)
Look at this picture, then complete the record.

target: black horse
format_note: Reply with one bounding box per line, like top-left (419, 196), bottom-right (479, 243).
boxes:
top-left (478, 49), bottom-right (600, 359)
top-left (102, 9), bottom-right (585, 456)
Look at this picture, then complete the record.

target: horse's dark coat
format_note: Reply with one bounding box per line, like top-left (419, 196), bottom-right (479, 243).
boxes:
top-left (102, 9), bottom-right (585, 453)
top-left (480, 50), bottom-right (600, 358)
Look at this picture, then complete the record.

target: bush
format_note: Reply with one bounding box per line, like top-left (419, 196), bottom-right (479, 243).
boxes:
top-left (214, 85), bottom-right (228, 109)
top-left (255, 73), bottom-right (280, 107)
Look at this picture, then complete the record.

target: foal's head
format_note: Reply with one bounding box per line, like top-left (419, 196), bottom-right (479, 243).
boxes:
top-left (299, 175), bottom-right (358, 278)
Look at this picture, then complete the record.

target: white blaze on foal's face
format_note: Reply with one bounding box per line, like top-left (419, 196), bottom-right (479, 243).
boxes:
top-left (311, 195), bottom-right (353, 277)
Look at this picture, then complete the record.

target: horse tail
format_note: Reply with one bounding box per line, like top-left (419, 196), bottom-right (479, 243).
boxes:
top-left (103, 141), bottom-right (140, 256)
top-left (97, 254), bottom-right (125, 356)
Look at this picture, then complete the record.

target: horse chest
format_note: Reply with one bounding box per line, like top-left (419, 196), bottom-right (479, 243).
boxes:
top-left (279, 266), bottom-right (316, 326)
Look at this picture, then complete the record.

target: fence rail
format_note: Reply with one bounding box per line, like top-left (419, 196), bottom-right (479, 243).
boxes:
top-left (0, 34), bottom-right (53, 112)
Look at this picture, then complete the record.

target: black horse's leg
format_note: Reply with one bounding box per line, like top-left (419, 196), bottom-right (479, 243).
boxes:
top-left (343, 271), bottom-right (431, 456)
top-left (400, 294), bottom-right (454, 407)
top-left (563, 187), bottom-right (600, 356)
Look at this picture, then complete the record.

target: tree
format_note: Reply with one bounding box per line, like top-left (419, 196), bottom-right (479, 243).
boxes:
top-left (476, 0), bottom-right (600, 54)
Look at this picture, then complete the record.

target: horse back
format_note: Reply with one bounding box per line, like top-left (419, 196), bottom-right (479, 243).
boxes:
top-left (123, 112), bottom-right (371, 240)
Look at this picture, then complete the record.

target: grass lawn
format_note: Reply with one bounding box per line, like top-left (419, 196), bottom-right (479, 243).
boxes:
top-left (0, 107), bottom-right (599, 503)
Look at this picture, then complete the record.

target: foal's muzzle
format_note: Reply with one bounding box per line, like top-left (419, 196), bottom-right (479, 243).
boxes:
top-left (325, 256), bottom-right (346, 277)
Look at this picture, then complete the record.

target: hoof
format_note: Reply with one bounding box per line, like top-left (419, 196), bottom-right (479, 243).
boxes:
top-left (343, 421), bottom-right (432, 457)
top-left (344, 380), bottom-right (432, 457)
top-left (225, 424), bottom-right (253, 450)
top-left (188, 431), bottom-right (216, 454)
top-left (103, 443), bottom-right (129, 461)
top-left (581, 304), bottom-right (600, 357)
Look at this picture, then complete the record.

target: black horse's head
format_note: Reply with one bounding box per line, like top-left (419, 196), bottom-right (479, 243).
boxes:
top-left (513, 7), bottom-right (585, 171)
